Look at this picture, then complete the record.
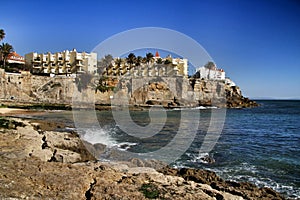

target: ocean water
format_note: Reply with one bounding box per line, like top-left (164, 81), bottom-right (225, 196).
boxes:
top-left (26, 100), bottom-right (300, 198)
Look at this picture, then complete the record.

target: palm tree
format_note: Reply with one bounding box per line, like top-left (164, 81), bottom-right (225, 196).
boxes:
top-left (115, 58), bottom-right (122, 68)
top-left (156, 58), bottom-right (163, 64)
top-left (0, 30), bottom-right (5, 66)
top-left (126, 53), bottom-right (136, 69)
top-left (0, 29), bottom-right (5, 41)
top-left (164, 59), bottom-right (172, 65)
top-left (0, 43), bottom-right (14, 68)
top-left (136, 56), bottom-right (143, 67)
top-left (146, 52), bottom-right (154, 65)
top-left (114, 58), bottom-right (123, 75)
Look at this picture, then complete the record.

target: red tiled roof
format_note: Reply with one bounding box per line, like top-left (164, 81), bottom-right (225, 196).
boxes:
top-left (155, 51), bottom-right (160, 57)
top-left (7, 52), bottom-right (25, 64)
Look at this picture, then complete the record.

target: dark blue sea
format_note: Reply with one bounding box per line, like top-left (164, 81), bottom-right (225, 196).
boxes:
top-left (26, 100), bottom-right (300, 198)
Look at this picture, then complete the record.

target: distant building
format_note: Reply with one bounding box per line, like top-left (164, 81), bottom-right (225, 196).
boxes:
top-left (25, 49), bottom-right (97, 75)
top-left (225, 77), bottom-right (236, 86)
top-left (172, 57), bottom-right (188, 77)
top-left (7, 52), bottom-right (25, 65)
top-left (196, 64), bottom-right (225, 80)
top-left (102, 51), bottom-right (188, 77)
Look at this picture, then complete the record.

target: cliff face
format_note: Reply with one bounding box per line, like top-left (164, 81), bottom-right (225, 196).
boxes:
top-left (0, 70), bottom-right (75, 104)
top-left (225, 85), bottom-right (258, 108)
top-left (127, 78), bottom-right (257, 108)
top-left (0, 70), bottom-right (257, 108)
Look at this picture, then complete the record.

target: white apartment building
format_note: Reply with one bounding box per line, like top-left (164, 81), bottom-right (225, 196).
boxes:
top-left (25, 49), bottom-right (97, 75)
top-left (197, 66), bottom-right (226, 80)
top-left (103, 53), bottom-right (188, 78)
top-left (172, 58), bottom-right (188, 77)
top-left (154, 52), bottom-right (188, 77)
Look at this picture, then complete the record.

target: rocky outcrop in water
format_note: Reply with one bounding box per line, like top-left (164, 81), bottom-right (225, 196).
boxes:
top-left (225, 85), bottom-right (258, 108)
top-left (158, 167), bottom-right (284, 200)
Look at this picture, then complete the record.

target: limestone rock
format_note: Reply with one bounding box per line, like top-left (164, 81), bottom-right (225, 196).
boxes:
top-left (0, 118), bottom-right (284, 200)
top-left (158, 166), bottom-right (285, 200)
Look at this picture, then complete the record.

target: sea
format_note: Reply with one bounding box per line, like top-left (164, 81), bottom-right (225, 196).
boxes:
top-left (22, 100), bottom-right (300, 199)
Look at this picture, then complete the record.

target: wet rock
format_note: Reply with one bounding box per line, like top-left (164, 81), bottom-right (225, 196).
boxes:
top-left (158, 166), bottom-right (285, 200)
top-left (200, 155), bottom-right (216, 164)
top-left (82, 141), bottom-right (107, 159)
top-left (225, 86), bottom-right (258, 108)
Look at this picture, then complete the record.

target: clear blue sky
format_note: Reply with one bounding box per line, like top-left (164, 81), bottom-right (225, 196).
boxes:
top-left (1, 0), bottom-right (300, 99)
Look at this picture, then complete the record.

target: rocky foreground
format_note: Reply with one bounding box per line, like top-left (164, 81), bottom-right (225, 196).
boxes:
top-left (0, 117), bottom-right (285, 200)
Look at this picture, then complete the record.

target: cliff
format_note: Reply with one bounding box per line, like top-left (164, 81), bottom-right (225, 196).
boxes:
top-left (0, 70), bottom-right (258, 109)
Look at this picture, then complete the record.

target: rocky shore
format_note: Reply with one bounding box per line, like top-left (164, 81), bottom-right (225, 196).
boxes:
top-left (0, 116), bottom-right (285, 200)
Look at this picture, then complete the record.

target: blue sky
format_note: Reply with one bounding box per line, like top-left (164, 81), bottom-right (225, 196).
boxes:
top-left (1, 0), bottom-right (300, 99)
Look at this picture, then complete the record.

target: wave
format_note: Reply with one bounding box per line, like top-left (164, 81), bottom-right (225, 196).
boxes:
top-left (229, 173), bottom-right (300, 199)
top-left (80, 127), bottom-right (118, 147)
top-left (172, 106), bottom-right (218, 111)
top-left (186, 159), bottom-right (300, 199)
top-left (185, 152), bottom-right (214, 164)
top-left (115, 142), bottom-right (138, 151)
top-left (79, 126), bottom-right (138, 151)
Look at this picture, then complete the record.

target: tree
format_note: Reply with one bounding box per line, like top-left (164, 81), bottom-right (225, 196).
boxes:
top-left (204, 61), bottom-right (216, 70)
top-left (156, 58), bottom-right (163, 64)
top-left (97, 54), bottom-right (113, 74)
top-left (164, 59), bottom-right (172, 65)
top-left (126, 53), bottom-right (136, 68)
top-left (96, 76), bottom-right (115, 93)
top-left (0, 43), bottom-right (14, 68)
top-left (114, 58), bottom-right (123, 75)
top-left (146, 52), bottom-right (154, 64)
top-left (136, 56), bottom-right (143, 66)
top-left (0, 29), bottom-right (5, 41)
top-left (115, 58), bottom-right (122, 68)
top-left (75, 73), bottom-right (93, 92)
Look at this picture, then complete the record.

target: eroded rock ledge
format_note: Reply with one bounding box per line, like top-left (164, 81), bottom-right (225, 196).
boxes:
top-left (0, 71), bottom-right (257, 109)
top-left (0, 118), bottom-right (284, 200)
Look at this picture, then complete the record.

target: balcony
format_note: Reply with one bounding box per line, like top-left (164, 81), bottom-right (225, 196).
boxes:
top-left (33, 65), bottom-right (41, 69)
top-left (57, 59), bottom-right (64, 64)
top-left (76, 55), bottom-right (83, 60)
top-left (75, 61), bottom-right (83, 66)
top-left (64, 56), bottom-right (70, 61)
top-left (33, 58), bottom-right (41, 63)
top-left (48, 56), bottom-right (55, 62)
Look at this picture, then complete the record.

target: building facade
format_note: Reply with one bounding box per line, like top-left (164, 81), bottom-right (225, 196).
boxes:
top-left (102, 52), bottom-right (188, 78)
top-left (7, 52), bottom-right (25, 65)
top-left (196, 66), bottom-right (225, 80)
top-left (25, 49), bottom-right (97, 75)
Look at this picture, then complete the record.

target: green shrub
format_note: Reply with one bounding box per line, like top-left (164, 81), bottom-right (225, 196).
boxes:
top-left (139, 183), bottom-right (160, 199)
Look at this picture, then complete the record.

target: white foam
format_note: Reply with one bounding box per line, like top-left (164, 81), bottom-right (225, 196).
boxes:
top-left (116, 142), bottom-right (138, 151)
top-left (81, 127), bottom-right (117, 147)
top-left (172, 106), bottom-right (219, 111)
top-left (186, 152), bottom-right (217, 164)
top-left (205, 164), bottom-right (300, 199)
